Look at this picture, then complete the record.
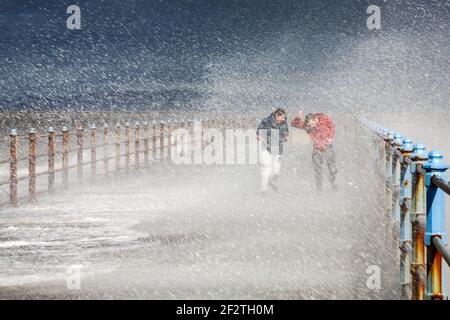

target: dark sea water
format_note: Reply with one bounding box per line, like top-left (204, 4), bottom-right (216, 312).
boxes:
top-left (0, 0), bottom-right (448, 114)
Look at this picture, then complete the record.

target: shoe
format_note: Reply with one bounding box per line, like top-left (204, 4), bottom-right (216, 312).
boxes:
top-left (268, 181), bottom-right (279, 192)
top-left (268, 175), bottom-right (279, 192)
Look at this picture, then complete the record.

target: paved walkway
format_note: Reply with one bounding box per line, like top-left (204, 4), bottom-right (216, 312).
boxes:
top-left (0, 124), bottom-right (399, 299)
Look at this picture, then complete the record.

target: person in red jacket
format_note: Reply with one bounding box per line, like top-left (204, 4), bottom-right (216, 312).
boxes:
top-left (291, 111), bottom-right (337, 191)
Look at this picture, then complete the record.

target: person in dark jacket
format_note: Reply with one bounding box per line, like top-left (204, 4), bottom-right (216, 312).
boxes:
top-left (291, 111), bottom-right (337, 191)
top-left (256, 108), bottom-right (289, 193)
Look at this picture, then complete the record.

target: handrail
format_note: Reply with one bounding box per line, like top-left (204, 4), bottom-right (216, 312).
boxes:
top-left (431, 175), bottom-right (450, 196)
top-left (361, 117), bottom-right (449, 300)
top-left (0, 117), bottom-right (244, 207)
top-left (432, 237), bottom-right (450, 267)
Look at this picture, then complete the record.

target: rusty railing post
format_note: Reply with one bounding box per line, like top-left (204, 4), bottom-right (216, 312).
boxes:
top-left (152, 120), bottom-right (157, 162)
top-left (399, 138), bottom-right (414, 299)
top-left (62, 126), bottom-right (69, 189)
top-left (411, 143), bottom-right (428, 300)
top-left (48, 127), bottom-right (56, 193)
top-left (201, 118), bottom-right (205, 151)
top-left (28, 128), bottom-right (37, 203)
top-left (423, 151), bottom-right (449, 300)
top-left (103, 123), bottom-right (109, 175)
top-left (179, 119), bottom-right (185, 158)
top-left (188, 119), bottom-right (195, 159)
top-left (90, 124), bottom-right (97, 177)
top-left (383, 131), bottom-right (394, 241)
top-left (77, 126), bottom-right (84, 182)
top-left (115, 123), bottom-right (121, 173)
top-left (9, 128), bottom-right (18, 207)
top-left (167, 120), bottom-right (172, 162)
top-left (125, 122), bottom-right (130, 172)
top-left (160, 120), bottom-right (165, 161)
top-left (135, 121), bottom-right (140, 169)
top-left (143, 121), bottom-right (149, 167)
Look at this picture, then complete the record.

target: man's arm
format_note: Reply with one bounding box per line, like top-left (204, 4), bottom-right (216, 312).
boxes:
top-left (291, 117), bottom-right (305, 129)
top-left (291, 111), bottom-right (306, 129)
top-left (281, 122), bottom-right (289, 141)
top-left (257, 118), bottom-right (269, 140)
top-left (324, 116), bottom-right (336, 140)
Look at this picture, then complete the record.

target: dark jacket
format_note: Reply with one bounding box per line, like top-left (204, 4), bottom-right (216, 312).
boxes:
top-left (257, 113), bottom-right (289, 154)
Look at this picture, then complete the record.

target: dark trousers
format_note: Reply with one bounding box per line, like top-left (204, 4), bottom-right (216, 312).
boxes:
top-left (312, 145), bottom-right (337, 190)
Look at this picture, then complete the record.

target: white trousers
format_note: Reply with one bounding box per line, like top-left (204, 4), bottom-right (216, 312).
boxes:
top-left (259, 149), bottom-right (281, 191)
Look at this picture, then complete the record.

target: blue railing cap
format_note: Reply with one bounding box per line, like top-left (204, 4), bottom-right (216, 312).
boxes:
top-left (423, 150), bottom-right (449, 170)
top-left (402, 138), bottom-right (413, 144)
top-left (10, 128), bottom-right (17, 136)
top-left (393, 133), bottom-right (403, 145)
top-left (411, 143), bottom-right (428, 159)
top-left (400, 138), bottom-right (414, 151)
top-left (413, 143), bottom-right (426, 150)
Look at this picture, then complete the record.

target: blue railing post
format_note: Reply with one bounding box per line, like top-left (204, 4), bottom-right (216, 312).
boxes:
top-left (399, 138), bottom-right (414, 299)
top-left (423, 151), bottom-right (448, 300)
top-left (410, 144), bottom-right (428, 300)
top-left (392, 133), bottom-right (403, 223)
top-left (383, 131), bottom-right (395, 224)
top-left (391, 133), bottom-right (403, 256)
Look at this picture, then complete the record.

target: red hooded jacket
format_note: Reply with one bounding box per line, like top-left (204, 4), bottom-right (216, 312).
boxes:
top-left (291, 113), bottom-right (336, 150)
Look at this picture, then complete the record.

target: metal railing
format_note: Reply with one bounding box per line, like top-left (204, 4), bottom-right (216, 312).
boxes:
top-left (362, 118), bottom-right (450, 300)
top-left (1, 117), bottom-right (257, 208)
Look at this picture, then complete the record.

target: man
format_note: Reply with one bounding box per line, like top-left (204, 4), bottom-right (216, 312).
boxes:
top-left (256, 108), bottom-right (289, 193)
top-left (291, 111), bottom-right (337, 191)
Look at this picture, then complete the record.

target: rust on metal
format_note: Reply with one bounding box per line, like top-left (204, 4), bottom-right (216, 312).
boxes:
top-left (103, 124), bottom-right (109, 175)
top-left (143, 121), bottom-right (149, 166)
top-left (76, 127), bottom-right (84, 182)
top-left (48, 127), bottom-right (56, 193)
top-left (125, 123), bottom-right (131, 171)
top-left (160, 121), bottom-right (165, 161)
top-left (115, 124), bottom-right (121, 172)
top-left (62, 127), bottom-right (69, 189)
top-left (91, 124), bottom-right (97, 177)
top-left (167, 120), bottom-right (172, 162)
top-left (135, 122), bottom-right (140, 169)
top-left (152, 121), bottom-right (157, 161)
top-left (411, 164), bottom-right (427, 300)
top-left (9, 129), bottom-right (18, 207)
top-left (28, 128), bottom-right (37, 202)
top-left (429, 244), bottom-right (444, 300)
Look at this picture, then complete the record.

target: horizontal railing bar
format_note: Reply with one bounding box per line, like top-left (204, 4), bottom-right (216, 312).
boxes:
top-left (402, 157), bottom-right (412, 165)
top-left (416, 166), bottom-right (427, 175)
top-left (432, 237), bottom-right (450, 267)
top-left (431, 176), bottom-right (450, 196)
